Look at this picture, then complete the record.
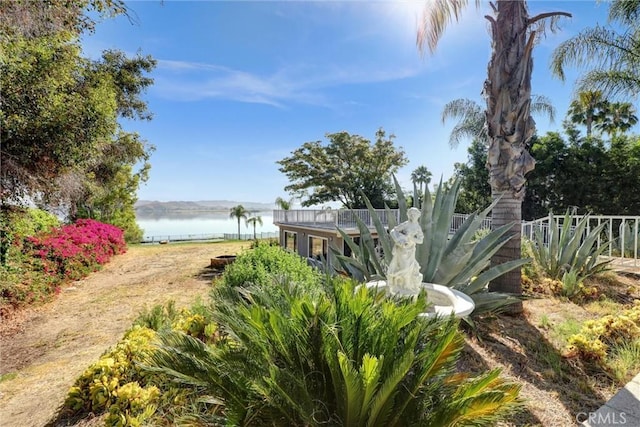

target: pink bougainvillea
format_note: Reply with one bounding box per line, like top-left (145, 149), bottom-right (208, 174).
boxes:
top-left (24, 219), bottom-right (126, 284)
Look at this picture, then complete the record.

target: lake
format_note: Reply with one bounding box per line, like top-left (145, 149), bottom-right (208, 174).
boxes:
top-left (136, 211), bottom-right (278, 240)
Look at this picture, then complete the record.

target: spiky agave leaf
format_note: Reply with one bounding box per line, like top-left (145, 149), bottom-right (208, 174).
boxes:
top-left (335, 176), bottom-right (525, 316)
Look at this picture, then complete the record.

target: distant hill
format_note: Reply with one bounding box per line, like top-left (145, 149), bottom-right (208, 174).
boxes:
top-left (135, 200), bottom-right (275, 214)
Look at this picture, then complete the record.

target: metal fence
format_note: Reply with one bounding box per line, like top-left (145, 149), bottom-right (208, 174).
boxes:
top-left (275, 209), bottom-right (640, 268)
top-left (141, 232), bottom-right (278, 244)
top-left (520, 215), bottom-right (639, 267)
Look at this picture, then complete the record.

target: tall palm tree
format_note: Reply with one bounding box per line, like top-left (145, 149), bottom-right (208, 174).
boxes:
top-left (551, 0), bottom-right (640, 99)
top-left (418, 1), bottom-right (571, 309)
top-left (595, 102), bottom-right (638, 136)
top-left (410, 165), bottom-right (432, 194)
top-left (246, 215), bottom-right (263, 240)
top-left (566, 90), bottom-right (609, 137)
top-left (442, 95), bottom-right (556, 148)
top-left (229, 205), bottom-right (248, 240)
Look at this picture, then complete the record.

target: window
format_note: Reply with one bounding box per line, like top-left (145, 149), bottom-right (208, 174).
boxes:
top-left (284, 231), bottom-right (297, 252)
top-left (308, 236), bottom-right (328, 260)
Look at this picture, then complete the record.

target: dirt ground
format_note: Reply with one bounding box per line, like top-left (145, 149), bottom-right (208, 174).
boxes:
top-left (0, 241), bottom-right (249, 427)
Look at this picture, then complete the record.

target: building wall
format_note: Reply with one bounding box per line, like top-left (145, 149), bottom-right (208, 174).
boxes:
top-left (277, 225), bottom-right (345, 267)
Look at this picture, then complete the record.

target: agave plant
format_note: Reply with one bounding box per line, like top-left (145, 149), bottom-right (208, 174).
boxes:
top-left (148, 275), bottom-right (521, 426)
top-left (618, 220), bottom-right (640, 258)
top-left (332, 177), bottom-right (529, 315)
top-left (531, 210), bottom-right (612, 290)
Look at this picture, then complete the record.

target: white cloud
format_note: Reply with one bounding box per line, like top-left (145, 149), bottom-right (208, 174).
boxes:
top-left (153, 59), bottom-right (422, 107)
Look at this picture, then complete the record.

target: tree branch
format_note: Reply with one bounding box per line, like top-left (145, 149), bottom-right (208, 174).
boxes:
top-left (528, 11), bottom-right (572, 27)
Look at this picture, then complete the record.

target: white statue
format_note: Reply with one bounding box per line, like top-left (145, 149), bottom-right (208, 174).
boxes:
top-left (387, 207), bottom-right (424, 294)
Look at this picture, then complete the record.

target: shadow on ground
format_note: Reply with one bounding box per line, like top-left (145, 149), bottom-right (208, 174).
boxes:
top-left (468, 311), bottom-right (607, 424)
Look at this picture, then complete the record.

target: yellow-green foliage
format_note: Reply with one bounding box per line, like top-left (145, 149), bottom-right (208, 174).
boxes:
top-left (64, 306), bottom-right (225, 425)
top-left (171, 308), bottom-right (220, 343)
top-left (567, 301), bottom-right (640, 362)
top-left (64, 326), bottom-right (159, 420)
top-left (105, 382), bottom-right (160, 427)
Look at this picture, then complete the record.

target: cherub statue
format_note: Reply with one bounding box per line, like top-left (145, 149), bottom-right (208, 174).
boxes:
top-left (387, 207), bottom-right (424, 294)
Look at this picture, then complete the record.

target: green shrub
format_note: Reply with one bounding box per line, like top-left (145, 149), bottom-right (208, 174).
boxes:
top-left (222, 242), bottom-right (322, 294)
top-left (332, 177), bottom-right (528, 315)
top-left (530, 211), bottom-right (612, 298)
top-left (149, 276), bottom-right (521, 426)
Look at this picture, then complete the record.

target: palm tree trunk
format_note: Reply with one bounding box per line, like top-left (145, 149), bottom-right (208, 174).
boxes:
top-left (237, 219), bottom-right (241, 240)
top-left (484, 1), bottom-right (537, 313)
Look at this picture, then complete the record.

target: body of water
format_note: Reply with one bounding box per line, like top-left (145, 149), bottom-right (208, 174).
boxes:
top-left (136, 211), bottom-right (278, 240)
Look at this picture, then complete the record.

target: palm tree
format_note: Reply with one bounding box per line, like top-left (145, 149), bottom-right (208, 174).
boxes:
top-left (229, 205), bottom-right (248, 240)
top-left (275, 196), bottom-right (294, 222)
top-left (595, 102), bottom-right (638, 136)
top-left (442, 95), bottom-right (556, 148)
top-left (418, 1), bottom-right (571, 310)
top-left (566, 90), bottom-right (609, 137)
top-left (410, 165), bottom-right (432, 194)
top-left (551, 0), bottom-right (640, 99)
top-left (246, 215), bottom-right (263, 240)
top-left (275, 196), bottom-right (293, 210)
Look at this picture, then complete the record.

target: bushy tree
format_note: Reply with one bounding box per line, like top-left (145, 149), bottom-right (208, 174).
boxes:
top-left (1, 1), bottom-right (155, 243)
top-left (277, 128), bottom-right (407, 209)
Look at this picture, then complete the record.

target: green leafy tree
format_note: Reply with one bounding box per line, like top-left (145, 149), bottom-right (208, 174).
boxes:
top-left (277, 128), bottom-right (407, 209)
top-left (0, 2), bottom-right (155, 240)
top-left (551, 0), bottom-right (640, 99)
top-left (418, 1), bottom-right (570, 306)
top-left (246, 215), bottom-right (263, 240)
top-left (1, 33), bottom-right (118, 203)
top-left (0, 0), bottom-right (129, 38)
top-left (229, 205), bottom-right (249, 240)
top-left (451, 139), bottom-right (491, 214)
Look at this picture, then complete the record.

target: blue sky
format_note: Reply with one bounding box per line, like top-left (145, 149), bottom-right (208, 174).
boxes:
top-left (83, 0), bottom-right (629, 206)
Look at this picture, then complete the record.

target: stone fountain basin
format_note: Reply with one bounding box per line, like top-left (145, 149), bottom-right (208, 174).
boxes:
top-left (365, 281), bottom-right (475, 319)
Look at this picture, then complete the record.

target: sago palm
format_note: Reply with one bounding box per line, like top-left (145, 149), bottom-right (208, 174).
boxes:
top-left (148, 275), bottom-right (521, 426)
top-left (418, 1), bottom-right (570, 310)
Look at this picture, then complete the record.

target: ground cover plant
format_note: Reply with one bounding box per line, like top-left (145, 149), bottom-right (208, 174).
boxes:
top-left (1, 212), bottom-right (126, 314)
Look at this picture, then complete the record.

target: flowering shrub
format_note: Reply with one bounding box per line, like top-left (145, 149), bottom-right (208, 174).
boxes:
top-left (1, 219), bottom-right (126, 312)
top-left (25, 219), bottom-right (126, 282)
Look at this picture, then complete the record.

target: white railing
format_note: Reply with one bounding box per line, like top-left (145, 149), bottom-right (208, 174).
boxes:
top-left (274, 210), bottom-right (639, 266)
top-left (273, 209), bottom-right (399, 229)
top-left (521, 215), bottom-right (639, 267)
